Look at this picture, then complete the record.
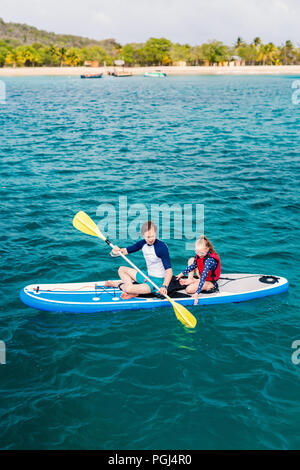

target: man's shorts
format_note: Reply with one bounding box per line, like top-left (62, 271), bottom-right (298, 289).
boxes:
top-left (135, 272), bottom-right (164, 293)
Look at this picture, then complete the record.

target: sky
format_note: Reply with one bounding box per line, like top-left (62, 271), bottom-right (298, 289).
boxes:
top-left (1, 0), bottom-right (299, 46)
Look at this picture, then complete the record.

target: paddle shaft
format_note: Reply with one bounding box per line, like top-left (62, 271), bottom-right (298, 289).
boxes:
top-left (104, 239), bottom-right (172, 301)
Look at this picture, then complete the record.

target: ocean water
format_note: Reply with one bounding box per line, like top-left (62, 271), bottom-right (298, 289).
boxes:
top-left (0, 74), bottom-right (299, 450)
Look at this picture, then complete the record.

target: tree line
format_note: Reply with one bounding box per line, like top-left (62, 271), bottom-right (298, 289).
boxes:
top-left (0, 37), bottom-right (299, 67)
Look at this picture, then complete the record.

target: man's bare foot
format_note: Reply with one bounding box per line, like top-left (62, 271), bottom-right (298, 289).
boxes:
top-left (120, 292), bottom-right (137, 300)
top-left (104, 280), bottom-right (120, 287)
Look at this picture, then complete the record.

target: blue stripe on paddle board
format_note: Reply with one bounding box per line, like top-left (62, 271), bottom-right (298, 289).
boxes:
top-left (20, 279), bottom-right (289, 313)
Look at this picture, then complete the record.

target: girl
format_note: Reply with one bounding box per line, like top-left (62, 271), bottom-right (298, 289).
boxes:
top-left (176, 235), bottom-right (221, 305)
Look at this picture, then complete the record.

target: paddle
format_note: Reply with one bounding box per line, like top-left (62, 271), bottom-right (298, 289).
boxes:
top-left (72, 211), bottom-right (197, 329)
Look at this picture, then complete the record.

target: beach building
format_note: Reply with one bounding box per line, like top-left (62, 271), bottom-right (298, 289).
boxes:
top-left (173, 61), bottom-right (187, 67)
top-left (229, 55), bottom-right (244, 66)
top-left (83, 60), bottom-right (99, 67)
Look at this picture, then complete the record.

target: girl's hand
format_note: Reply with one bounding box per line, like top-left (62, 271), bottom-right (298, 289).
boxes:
top-left (176, 273), bottom-right (184, 280)
top-left (193, 292), bottom-right (199, 305)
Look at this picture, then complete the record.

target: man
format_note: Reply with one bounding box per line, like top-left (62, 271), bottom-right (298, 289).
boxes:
top-left (105, 221), bottom-right (173, 299)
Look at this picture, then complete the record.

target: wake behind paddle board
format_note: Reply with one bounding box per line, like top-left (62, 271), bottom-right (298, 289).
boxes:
top-left (20, 274), bottom-right (289, 313)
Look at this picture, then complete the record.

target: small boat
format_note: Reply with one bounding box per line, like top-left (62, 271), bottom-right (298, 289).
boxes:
top-left (80, 73), bottom-right (103, 79)
top-left (144, 71), bottom-right (167, 77)
top-left (111, 71), bottom-right (133, 77)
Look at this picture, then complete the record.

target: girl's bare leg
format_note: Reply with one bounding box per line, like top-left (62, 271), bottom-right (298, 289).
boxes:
top-left (180, 257), bottom-right (199, 286)
top-left (186, 280), bottom-right (215, 294)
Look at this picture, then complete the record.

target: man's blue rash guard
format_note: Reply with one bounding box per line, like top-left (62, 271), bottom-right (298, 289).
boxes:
top-left (182, 256), bottom-right (218, 294)
top-left (126, 239), bottom-right (172, 278)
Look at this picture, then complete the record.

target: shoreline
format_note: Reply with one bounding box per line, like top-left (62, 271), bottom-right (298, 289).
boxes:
top-left (0, 65), bottom-right (300, 77)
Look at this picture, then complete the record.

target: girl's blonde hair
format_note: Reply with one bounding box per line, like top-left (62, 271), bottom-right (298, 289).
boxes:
top-left (195, 235), bottom-right (216, 254)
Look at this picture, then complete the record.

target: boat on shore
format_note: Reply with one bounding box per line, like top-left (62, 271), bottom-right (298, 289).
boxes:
top-left (109, 59), bottom-right (133, 77)
top-left (109, 71), bottom-right (133, 77)
top-left (80, 73), bottom-right (103, 79)
top-left (144, 71), bottom-right (167, 77)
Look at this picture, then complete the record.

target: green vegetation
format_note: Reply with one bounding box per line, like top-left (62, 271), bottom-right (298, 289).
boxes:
top-left (0, 18), bottom-right (299, 67)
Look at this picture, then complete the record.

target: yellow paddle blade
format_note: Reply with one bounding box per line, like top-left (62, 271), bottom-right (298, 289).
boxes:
top-left (169, 298), bottom-right (197, 329)
top-left (73, 211), bottom-right (106, 241)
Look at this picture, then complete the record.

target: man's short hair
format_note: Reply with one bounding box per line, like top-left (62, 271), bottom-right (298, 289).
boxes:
top-left (141, 220), bottom-right (157, 235)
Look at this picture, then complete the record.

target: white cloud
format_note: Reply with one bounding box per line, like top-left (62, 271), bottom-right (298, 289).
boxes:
top-left (1, 0), bottom-right (299, 45)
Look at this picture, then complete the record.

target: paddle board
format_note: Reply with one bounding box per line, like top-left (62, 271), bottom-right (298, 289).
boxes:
top-left (20, 274), bottom-right (289, 313)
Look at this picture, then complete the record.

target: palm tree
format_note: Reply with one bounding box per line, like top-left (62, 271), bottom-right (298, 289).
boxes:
top-left (257, 43), bottom-right (278, 65)
top-left (281, 40), bottom-right (295, 65)
top-left (65, 48), bottom-right (82, 66)
top-left (58, 47), bottom-right (66, 66)
top-left (235, 37), bottom-right (244, 48)
top-left (266, 42), bottom-right (279, 64)
top-left (253, 37), bottom-right (261, 47)
top-left (4, 50), bottom-right (17, 67)
top-left (257, 44), bottom-right (268, 65)
top-left (14, 46), bottom-right (40, 66)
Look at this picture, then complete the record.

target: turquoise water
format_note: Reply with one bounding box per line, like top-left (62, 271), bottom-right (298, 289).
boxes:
top-left (0, 74), bottom-right (300, 450)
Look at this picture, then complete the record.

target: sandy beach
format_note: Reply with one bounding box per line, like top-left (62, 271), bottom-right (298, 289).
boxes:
top-left (0, 65), bottom-right (300, 77)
